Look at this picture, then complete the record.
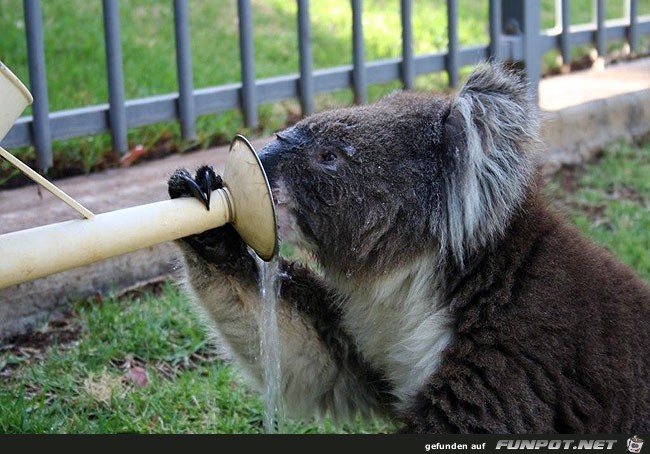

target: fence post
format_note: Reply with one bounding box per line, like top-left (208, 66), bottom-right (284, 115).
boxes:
top-left (102, 0), bottom-right (128, 155)
top-left (446, 0), bottom-right (459, 88)
top-left (351, 0), bottom-right (367, 105)
top-left (400, 0), bottom-right (415, 90)
top-left (297, 0), bottom-right (315, 117)
top-left (628, 0), bottom-right (639, 54)
top-left (23, 0), bottom-right (53, 171)
top-left (502, 0), bottom-right (541, 101)
top-left (237, 0), bottom-right (258, 128)
top-left (594, 0), bottom-right (606, 57)
top-left (489, 0), bottom-right (503, 61)
top-left (560, 0), bottom-right (571, 66)
top-left (173, 0), bottom-right (196, 141)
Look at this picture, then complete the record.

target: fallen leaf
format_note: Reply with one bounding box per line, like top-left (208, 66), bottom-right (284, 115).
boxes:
top-left (123, 366), bottom-right (149, 387)
top-left (120, 145), bottom-right (147, 167)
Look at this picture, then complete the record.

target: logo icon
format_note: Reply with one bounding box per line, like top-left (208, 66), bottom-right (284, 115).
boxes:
top-left (628, 436), bottom-right (644, 454)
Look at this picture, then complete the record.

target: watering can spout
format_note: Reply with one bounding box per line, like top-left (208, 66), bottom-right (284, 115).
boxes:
top-left (223, 135), bottom-right (278, 261)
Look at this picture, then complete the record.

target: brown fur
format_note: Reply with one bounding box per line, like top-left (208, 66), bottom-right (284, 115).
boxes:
top-left (405, 193), bottom-right (650, 432)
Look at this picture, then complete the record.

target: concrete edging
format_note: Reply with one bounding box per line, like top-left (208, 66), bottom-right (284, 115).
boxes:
top-left (540, 89), bottom-right (650, 172)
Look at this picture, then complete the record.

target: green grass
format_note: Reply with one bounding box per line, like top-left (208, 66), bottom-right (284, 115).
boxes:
top-left (1, 137), bottom-right (649, 434)
top-left (1, 0), bottom-right (649, 185)
top-left (544, 139), bottom-right (650, 282)
top-left (0, 282), bottom-right (391, 434)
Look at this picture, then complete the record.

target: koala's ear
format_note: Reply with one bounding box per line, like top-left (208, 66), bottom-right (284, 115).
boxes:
top-left (438, 64), bottom-right (539, 266)
top-left (444, 63), bottom-right (539, 158)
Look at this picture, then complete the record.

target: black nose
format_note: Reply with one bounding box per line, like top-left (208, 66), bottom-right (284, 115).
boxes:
top-left (259, 139), bottom-right (284, 186)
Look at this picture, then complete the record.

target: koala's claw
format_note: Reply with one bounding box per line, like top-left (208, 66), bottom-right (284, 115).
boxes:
top-left (168, 166), bottom-right (223, 211)
top-left (181, 172), bottom-right (211, 209)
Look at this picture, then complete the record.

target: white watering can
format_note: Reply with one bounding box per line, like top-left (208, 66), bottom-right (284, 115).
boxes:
top-left (0, 60), bottom-right (277, 289)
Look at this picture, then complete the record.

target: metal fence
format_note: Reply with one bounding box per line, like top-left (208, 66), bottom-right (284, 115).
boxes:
top-left (2, 0), bottom-right (650, 171)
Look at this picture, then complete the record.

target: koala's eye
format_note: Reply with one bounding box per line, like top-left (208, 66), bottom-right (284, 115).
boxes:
top-left (320, 150), bottom-right (337, 163)
top-left (313, 147), bottom-right (341, 171)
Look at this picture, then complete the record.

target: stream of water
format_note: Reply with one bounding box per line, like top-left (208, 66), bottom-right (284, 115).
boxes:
top-left (256, 255), bottom-right (284, 433)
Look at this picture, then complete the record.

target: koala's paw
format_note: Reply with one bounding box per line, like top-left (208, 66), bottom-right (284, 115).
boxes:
top-left (168, 165), bottom-right (223, 210)
top-left (168, 166), bottom-right (248, 266)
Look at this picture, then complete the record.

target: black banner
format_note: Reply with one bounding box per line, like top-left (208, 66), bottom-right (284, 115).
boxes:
top-left (0, 434), bottom-right (647, 454)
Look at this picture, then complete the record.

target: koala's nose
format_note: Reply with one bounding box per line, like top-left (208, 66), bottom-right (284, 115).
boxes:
top-left (258, 140), bottom-right (284, 186)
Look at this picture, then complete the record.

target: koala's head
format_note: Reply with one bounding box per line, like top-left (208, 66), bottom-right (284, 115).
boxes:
top-left (259, 64), bottom-right (539, 280)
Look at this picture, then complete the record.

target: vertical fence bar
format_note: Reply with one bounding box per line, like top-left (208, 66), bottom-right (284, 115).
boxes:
top-left (502, 0), bottom-right (541, 101)
top-left (351, 0), bottom-right (367, 105)
top-left (400, 0), bottom-right (414, 89)
top-left (23, 0), bottom-right (52, 170)
top-left (297, 0), bottom-right (315, 116)
top-left (102, 0), bottom-right (128, 155)
top-left (446, 0), bottom-right (459, 87)
top-left (595, 0), bottom-right (605, 57)
top-left (561, 0), bottom-right (571, 65)
top-left (554, 0), bottom-right (562, 29)
top-left (489, 0), bottom-right (502, 61)
top-left (237, 0), bottom-right (258, 127)
top-left (173, 0), bottom-right (196, 141)
top-left (628, 0), bottom-right (639, 53)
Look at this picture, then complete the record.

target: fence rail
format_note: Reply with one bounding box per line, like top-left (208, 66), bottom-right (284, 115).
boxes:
top-left (2, 0), bottom-right (650, 171)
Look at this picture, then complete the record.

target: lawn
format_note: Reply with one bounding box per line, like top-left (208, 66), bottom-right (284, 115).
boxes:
top-left (1, 137), bottom-right (649, 434)
top-left (1, 0), bottom-right (648, 185)
top-left (0, 282), bottom-right (391, 434)
top-left (543, 139), bottom-right (650, 282)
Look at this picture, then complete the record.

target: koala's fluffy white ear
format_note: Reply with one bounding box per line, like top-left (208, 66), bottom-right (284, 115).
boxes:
top-left (445, 64), bottom-right (539, 158)
top-left (439, 64), bottom-right (539, 266)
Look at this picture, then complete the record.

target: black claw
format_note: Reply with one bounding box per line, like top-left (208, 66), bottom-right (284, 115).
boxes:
top-left (180, 174), bottom-right (210, 210)
top-left (195, 166), bottom-right (223, 191)
top-left (168, 166), bottom-right (222, 211)
top-left (196, 167), bottom-right (213, 210)
top-left (194, 166), bottom-right (223, 211)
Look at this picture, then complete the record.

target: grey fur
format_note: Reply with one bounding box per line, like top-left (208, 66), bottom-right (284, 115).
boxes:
top-left (169, 63), bottom-right (650, 432)
top-left (441, 67), bottom-right (540, 265)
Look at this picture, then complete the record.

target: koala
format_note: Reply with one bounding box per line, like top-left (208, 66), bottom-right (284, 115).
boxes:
top-left (168, 64), bottom-right (650, 433)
